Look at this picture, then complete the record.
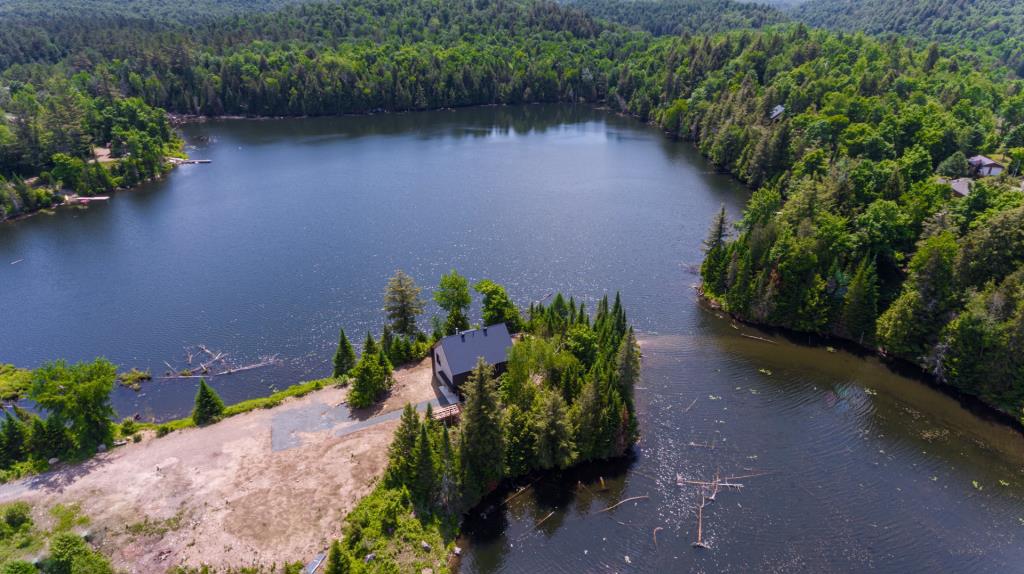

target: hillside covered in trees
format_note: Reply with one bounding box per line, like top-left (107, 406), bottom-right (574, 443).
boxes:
top-left (2, 0), bottom-right (1022, 419)
top-left (563, 0), bottom-right (786, 36)
top-left (793, 0), bottom-right (1024, 73)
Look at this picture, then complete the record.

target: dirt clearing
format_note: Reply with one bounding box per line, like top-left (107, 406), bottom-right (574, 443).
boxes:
top-left (0, 358), bottom-right (440, 572)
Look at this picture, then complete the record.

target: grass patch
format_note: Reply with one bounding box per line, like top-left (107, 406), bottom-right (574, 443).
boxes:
top-left (125, 509), bottom-right (183, 538)
top-left (50, 503), bottom-right (89, 533)
top-left (117, 368), bottom-right (152, 391)
top-left (342, 486), bottom-right (455, 573)
top-left (0, 365), bottom-right (31, 401)
top-left (138, 377), bottom-right (344, 437)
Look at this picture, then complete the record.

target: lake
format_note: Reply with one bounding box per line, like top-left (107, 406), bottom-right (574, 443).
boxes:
top-left (1, 104), bottom-right (1022, 572)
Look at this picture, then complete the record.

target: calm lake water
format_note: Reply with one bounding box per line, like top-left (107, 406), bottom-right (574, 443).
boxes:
top-left (1, 105), bottom-right (1022, 572)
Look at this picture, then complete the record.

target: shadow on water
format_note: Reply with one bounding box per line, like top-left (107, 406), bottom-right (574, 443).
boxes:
top-left (460, 452), bottom-right (637, 551)
top-left (706, 297), bottom-right (1024, 434)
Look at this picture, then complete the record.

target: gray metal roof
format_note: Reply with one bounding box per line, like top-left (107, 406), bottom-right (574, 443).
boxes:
top-left (435, 323), bottom-right (512, 376)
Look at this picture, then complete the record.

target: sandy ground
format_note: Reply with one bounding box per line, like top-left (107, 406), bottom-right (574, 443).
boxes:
top-left (0, 358), bottom-right (440, 572)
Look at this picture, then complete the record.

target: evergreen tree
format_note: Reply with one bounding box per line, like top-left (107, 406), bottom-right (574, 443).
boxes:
top-left (434, 269), bottom-right (472, 335)
top-left (701, 205), bottom-right (730, 296)
top-left (532, 390), bottom-right (574, 470)
top-left (363, 332), bottom-right (379, 358)
top-left (332, 328), bottom-right (356, 378)
top-left (192, 379), bottom-right (225, 426)
top-left (842, 257), bottom-right (879, 344)
top-left (384, 270), bottom-right (426, 337)
top-left (570, 377), bottom-right (605, 461)
top-left (324, 540), bottom-right (349, 574)
top-left (387, 404), bottom-right (420, 486)
top-left (437, 425), bottom-right (459, 513)
top-left (412, 423), bottom-right (438, 506)
top-left (0, 413), bottom-right (26, 467)
top-left (347, 355), bottom-right (386, 409)
top-left (459, 358), bottom-right (504, 506)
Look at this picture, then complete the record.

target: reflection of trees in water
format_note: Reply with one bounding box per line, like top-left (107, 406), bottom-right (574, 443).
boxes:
top-left (192, 103), bottom-right (657, 146)
top-left (461, 451), bottom-right (636, 552)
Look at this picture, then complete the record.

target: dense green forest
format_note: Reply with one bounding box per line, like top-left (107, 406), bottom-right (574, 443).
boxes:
top-left (564, 0), bottom-right (785, 36)
top-left (2, 1), bottom-right (1022, 415)
top-left (793, 0), bottom-right (1024, 74)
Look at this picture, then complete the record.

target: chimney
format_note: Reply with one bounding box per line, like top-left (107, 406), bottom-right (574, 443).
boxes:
top-left (460, 333), bottom-right (465, 342)
top-left (483, 327), bottom-right (488, 335)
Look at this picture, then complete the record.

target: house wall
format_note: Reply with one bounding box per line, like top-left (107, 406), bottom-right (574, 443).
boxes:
top-left (981, 165), bottom-right (1004, 176)
top-left (433, 345), bottom-right (454, 388)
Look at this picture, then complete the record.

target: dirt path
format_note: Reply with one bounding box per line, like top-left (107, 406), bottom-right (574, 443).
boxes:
top-left (0, 358), bottom-right (440, 572)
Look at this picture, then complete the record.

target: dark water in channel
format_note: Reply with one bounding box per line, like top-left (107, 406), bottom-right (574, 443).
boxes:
top-left (1, 105), bottom-right (1022, 572)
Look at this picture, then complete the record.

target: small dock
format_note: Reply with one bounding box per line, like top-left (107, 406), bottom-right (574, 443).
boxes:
top-left (168, 158), bottom-right (211, 165)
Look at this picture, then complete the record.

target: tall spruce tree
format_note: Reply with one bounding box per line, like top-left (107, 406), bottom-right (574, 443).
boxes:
top-left (192, 379), bottom-right (225, 426)
top-left (412, 423), bottom-right (438, 506)
top-left (843, 257), bottom-right (879, 344)
top-left (438, 425), bottom-right (459, 513)
top-left (332, 328), bottom-right (356, 378)
top-left (387, 404), bottom-right (420, 487)
top-left (533, 390), bottom-right (574, 470)
top-left (701, 205), bottom-right (730, 296)
top-left (384, 270), bottom-right (426, 337)
top-left (459, 358), bottom-right (504, 506)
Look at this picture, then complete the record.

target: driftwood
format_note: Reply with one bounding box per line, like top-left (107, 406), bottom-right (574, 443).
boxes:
top-left (503, 477), bottom-right (541, 505)
top-left (684, 398), bottom-right (698, 412)
top-left (597, 495), bottom-right (649, 514)
top-left (653, 526), bottom-right (663, 547)
top-left (159, 345), bottom-right (280, 379)
top-left (535, 511), bottom-right (555, 528)
top-left (740, 333), bottom-right (776, 344)
top-left (679, 470), bottom-right (772, 550)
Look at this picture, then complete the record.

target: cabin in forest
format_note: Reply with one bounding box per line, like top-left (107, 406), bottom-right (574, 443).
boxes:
top-left (769, 104), bottom-right (785, 121)
top-left (431, 323), bottom-right (512, 393)
top-left (968, 155), bottom-right (1004, 177)
top-left (948, 177), bottom-right (972, 197)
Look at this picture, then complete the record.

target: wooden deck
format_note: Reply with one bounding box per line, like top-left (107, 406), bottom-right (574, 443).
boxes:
top-left (431, 403), bottom-right (461, 424)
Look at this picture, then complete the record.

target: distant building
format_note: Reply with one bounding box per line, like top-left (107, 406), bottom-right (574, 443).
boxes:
top-left (769, 105), bottom-right (786, 121)
top-left (948, 178), bottom-right (972, 197)
top-left (431, 323), bottom-right (512, 393)
top-left (968, 155), bottom-right (1004, 177)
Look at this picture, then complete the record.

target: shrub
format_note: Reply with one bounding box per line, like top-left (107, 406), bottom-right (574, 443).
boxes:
top-left (192, 379), bottom-right (225, 426)
top-left (119, 417), bottom-right (137, 436)
top-left (156, 425), bottom-right (172, 438)
top-left (1, 502), bottom-right (31, 530)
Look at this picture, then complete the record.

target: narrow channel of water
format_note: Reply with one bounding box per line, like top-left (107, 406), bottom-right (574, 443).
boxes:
top-left (1, 105), bottom-right (1021, 571)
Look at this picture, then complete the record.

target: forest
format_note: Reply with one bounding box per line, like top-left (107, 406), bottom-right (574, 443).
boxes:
top-left (329, 289), bottom-right (641, 572)
top-left (2, 0), bottom-right (1022, 416)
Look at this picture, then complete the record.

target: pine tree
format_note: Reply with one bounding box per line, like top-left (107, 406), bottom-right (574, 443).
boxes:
top-left (459, 358), bottom-right (504, 505)
top-left (412, 423), bottom-right (438, 507)
top-left (842, 257), bottom-right (879, 345)
top-left (533, 390), bottom-right (573, 470)
top-left (0, 412), bottom-right (26, 466)
top-left (571, 377), bottom-right (604, 461)
top-left (701, 205), bottom-right (730, 296)
top-left (438, 425), bottom-right (458, 513)
top-left (363, 332), bottom-right (379, 357)
top-left (192, 379), bottom-right (225, 426)
top-left (384, 269), bottom-right (426, 337)
top-left (347, 356), bottom-right (385, 409)
top-left (332, 328), bottom-right (356, 378)
top-left (324, 540), bottom-right (349, 574)
top-left (386, 404), bottom-right (420, 487)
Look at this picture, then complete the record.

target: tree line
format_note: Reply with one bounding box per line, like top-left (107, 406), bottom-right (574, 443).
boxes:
top-left (687, 28), bottom-right (1024, 422)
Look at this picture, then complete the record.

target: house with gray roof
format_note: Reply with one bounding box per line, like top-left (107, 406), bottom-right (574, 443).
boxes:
top-left (432, 323), bottom-right (513, 393)
top-left (968, 155), bottom-right (1004, 177)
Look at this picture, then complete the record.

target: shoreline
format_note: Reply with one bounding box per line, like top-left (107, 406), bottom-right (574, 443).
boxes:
top-left (696, 287), bottom-right (1024, 435)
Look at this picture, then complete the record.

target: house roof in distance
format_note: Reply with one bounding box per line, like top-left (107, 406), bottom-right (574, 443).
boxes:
top-left (968, 155), bottom-right (1002, 167)
top-left (435, 323), bottom-right (512, 376)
